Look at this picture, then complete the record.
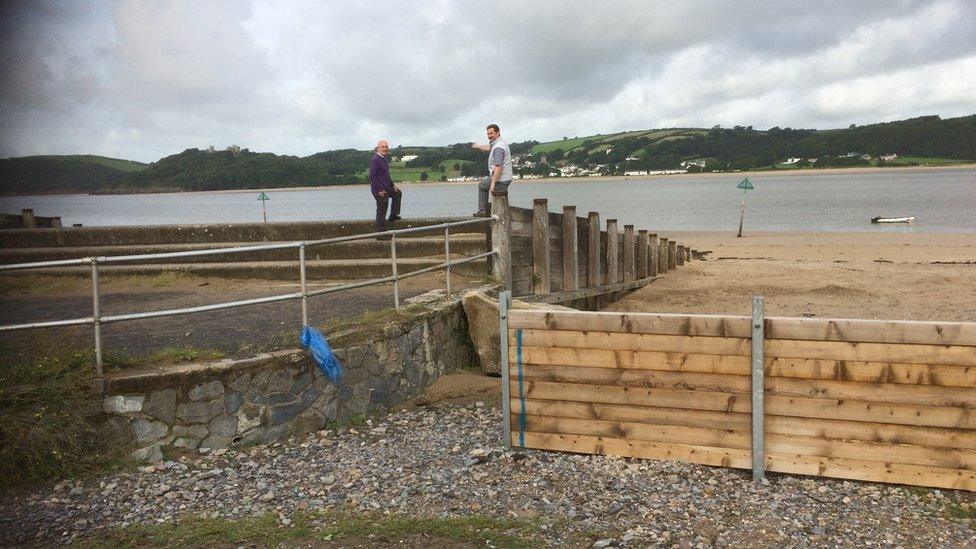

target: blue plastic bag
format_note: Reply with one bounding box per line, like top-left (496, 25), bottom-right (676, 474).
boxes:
top-left (300, 325), bottom-right (344, 384)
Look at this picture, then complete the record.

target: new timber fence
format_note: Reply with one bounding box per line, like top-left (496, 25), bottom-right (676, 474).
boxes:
top-left (500, 293), bottom-right (976, 491)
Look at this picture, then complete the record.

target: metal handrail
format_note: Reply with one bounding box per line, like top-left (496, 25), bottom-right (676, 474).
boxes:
top-left (0, 216), bottom-right (498, 374)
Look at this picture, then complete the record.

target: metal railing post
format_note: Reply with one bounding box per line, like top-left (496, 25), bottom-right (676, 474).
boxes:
top-left (299, 242), bottom-right (309, 326)
top-left (91, 259), bottom-right (104, 375)
top-left (499, 289), bottom-right (512, 448)
top-left (444, 225), bottom-right (451, 298)
top-left (751, 295), bottom-right (765, 481)
top-left (390, 234), bottom-right (400, 310)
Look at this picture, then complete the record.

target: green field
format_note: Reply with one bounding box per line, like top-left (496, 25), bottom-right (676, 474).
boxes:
top-left (885, 156), bottom-right (973, 165)
top-left (32, 154), bottom-right (149, 172)
top-left (532, 128), bottom-right (706, 155)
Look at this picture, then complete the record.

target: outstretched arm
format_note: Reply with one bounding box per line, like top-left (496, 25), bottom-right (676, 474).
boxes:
top-left (471, 143), bottom-right (490, 152)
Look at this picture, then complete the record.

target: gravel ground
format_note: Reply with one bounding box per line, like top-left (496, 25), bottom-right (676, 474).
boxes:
top-left (1, 402), bottom-right (974, 547)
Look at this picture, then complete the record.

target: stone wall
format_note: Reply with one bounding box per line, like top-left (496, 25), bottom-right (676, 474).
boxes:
top-left (98, 299), bottom-right (477, 462)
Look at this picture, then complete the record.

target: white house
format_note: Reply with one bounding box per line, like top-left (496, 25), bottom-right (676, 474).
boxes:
top-left (399, 154), bottom-right (419, 163)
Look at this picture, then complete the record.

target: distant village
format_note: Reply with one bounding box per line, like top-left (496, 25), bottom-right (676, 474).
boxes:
top-left (393, 150), bottom-right (902, 182)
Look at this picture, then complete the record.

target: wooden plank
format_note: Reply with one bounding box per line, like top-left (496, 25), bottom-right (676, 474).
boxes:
top-left (518, 432), bottom-right (976, 490)
top-left (521, 414), bottom-right (748, 450)
top-left (512, 361), bottom-right (976, 407)
top-left (667, 240), bottom-right (677, 270)
top-left (511, 220), bottom-right (532, 238)
top-left (515, 359), bottom-right (976, 408)
top-left (532, 199), bottom-right (550, 294)
top-left (509, 206), bottom-right (533, 223)
top-left (658, 238), bottom-right (668, 275)
top-left (514, 398), bottom-right (752, 431)
top-left (605, 219), bottom-right (619, 285)
top-left (512, 345), bottom-right (976, 388)
top-left (515, 275), bottom-right (659, 305)
top-left (622, 225), bottom-right (635, 283)
top-left (637, 230), bottom-right (649, 279)
top-left (507, 309), bottom-right (752, 337)
top-left (648, 233), bottom-right (659, 277)
top-left (561, 206), bottom-right (579, 291)
top-left (766, 316), bottom-right (976, 347)
top-left (511, 329), bottom-right (752, 356)
top-left (514, 398), bottom-right (976, 450)
top-left (516, 414), bottom-right (976, 469)
top-left (514, 363), bottom-right (751, 393)
top-left (511, 380), bottom-right (976, 429)
top-left (766, 338), bottom-right (976, 367)
top-left (519, 431), bottom-right (752, 469)
top-left (587, 211), bottom-right (601, 288)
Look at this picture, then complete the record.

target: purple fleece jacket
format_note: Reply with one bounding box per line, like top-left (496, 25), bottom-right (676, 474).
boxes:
top-left (369, 153), bottom-right (395, 196)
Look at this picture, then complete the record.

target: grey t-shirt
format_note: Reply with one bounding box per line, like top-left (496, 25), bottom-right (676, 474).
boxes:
top-left (491, 147), bottom-right (506, 167)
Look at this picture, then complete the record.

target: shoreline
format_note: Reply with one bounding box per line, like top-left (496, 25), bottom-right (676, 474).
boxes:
top-left (2, 163), bottom-right (973, 198)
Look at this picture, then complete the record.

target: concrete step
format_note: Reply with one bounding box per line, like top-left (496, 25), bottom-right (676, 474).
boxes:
top-left (0, 235), bottom-right (488, 265)
top-left (11, 256), bottom-right (489, 280)
top-left (0, 217), bottom-right (486, 248)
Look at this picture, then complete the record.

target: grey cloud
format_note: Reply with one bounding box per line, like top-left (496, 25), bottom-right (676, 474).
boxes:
top-left (1, 0), bottom-right (974, 161)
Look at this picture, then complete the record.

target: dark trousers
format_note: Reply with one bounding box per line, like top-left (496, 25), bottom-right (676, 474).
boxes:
top-left (374, 188), bottom-right (402, 231)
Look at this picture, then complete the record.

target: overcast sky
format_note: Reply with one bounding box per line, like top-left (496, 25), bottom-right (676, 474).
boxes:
top-left (1, 0), bottom-right (975, 162)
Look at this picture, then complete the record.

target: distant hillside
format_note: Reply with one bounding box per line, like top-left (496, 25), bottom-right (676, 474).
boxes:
top-left (1, 114), bottom-right (973, 195)
top-left (0, 155), bottom-right (147, 195)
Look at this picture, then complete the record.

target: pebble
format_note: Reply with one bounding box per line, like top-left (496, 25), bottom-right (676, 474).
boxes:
top-left (1, 404), bottom-right (973, 547)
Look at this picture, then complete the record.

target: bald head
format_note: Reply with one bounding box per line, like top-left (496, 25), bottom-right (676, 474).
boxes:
top-left (376, 140), bottom-right (389, 156)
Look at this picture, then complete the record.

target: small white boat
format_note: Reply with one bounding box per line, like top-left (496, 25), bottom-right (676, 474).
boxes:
top-left (871, 216), bottom-right (916, 224)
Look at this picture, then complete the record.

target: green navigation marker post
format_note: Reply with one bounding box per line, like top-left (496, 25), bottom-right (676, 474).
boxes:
top-left (736, 177), bottom-right (754, 238)
top-left (257, 192), bottom-right (270, 222)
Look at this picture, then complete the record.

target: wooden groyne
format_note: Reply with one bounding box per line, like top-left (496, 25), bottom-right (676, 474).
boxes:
top-left (490, 193), bottom-right (700, 303)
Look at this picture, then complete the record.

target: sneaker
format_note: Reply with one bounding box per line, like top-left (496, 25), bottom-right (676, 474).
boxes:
top-left (388, 216), bottom-right (402, 222)
top-left (472, 210), bottom-right (489, 217)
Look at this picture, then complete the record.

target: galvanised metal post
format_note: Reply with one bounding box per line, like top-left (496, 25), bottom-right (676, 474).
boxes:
top-left (390, 234), bottom-right (400, 310)
top-left (499, 290), bottom-right (512, 448)
top-left (751, 295), bottom-right (766, 481)
top-left (299, 242), bottom-right (309, 326)
top-left (444, 225), bottom-right (451, 298)
top-left (91, 258), bottom-right (103, 375)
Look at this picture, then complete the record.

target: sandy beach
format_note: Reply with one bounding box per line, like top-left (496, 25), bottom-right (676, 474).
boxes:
top-left (607, 231), bottom-right (976, 322)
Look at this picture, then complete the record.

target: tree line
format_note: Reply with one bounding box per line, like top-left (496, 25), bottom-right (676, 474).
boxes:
top-left (1, 114), bottom-right (973, 195)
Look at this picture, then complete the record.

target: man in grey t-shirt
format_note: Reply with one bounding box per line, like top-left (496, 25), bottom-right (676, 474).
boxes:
top-left (470, 123), bottom-right (513, 216)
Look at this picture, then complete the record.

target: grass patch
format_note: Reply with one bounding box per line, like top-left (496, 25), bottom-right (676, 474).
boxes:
top-left (0, 343), bottom-right (129, 489)
top-left (319, 304), bottom-right (428, 346)
top-left (0, 340), bottom-right (226, 489)
top-left (105, 347), bottom-right (225, 369)
top-left (886, 156), bottom-right (973, 166)
top-left (86, 511), bottom-right (542, 548)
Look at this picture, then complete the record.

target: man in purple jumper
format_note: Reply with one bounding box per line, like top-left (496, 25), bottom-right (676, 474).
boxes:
top-left (369, 140), bottom-right (402, 235)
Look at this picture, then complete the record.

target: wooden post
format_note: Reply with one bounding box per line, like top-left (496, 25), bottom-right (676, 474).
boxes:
top-left (562, 206), bottom-right (578, 291)
top-left (622, 225), bottom-right (635, 283)
top-left (21, 208), bottom-right (36, 229)
top-left (490, 191), bottom-right (512, 290)
top-left (658, 238), bottom-right (668, 275)
top-left (587, 211), bottom-right (601, 288)
top-left (685, 246), bottom-right (692, 263)
top-left (648, 233), bottom-right (659, 277)
top-left (676, 244), bottom-right (685, 266)
top-left (605, 219), bottom-right (619, 285)
top-left (637, 230), bottom-right (649, 279)
top-left (668, 240), bottom-right (677, 270)
top-left (532, 199), bottom-right (550, 294)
